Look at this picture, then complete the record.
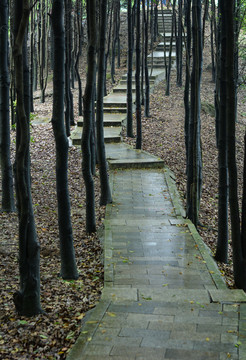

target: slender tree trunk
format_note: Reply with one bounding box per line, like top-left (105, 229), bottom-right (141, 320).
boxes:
top-left (30, 6), bottom-right (35, 112)
top-left (82, 0), bottom-right (97, 234)
top-left (13, 0), bottom-right (43, 316)
top-left (225, 0), bottom-right (246, 290)
top-left (160, 1), bottom-right (168, 80)
top-left (75, 0), bottom-right (83, 116)
top-left (210, 1), bottom-right (216, 83)
top-left (186, 0), bottom-right (202, 227)
top-left (184, 0), bottom-right (191, 164)
top-left (215, 0), bottom-right (228, 263)
top-left (176, 0), bottom-right (183, 86)
top-left (127, 0), bottom-right (134, 137)
top-left (153, 0), bottom-right (158, 41)
top-left (135, 0), bottom-right (141, 149)
top-left (104, 1), bottom-right (113, 95)
top-left (97, 0), bottom-right (112, 206)
top-left (51, 0), bottom-right (78, 280)
top-left (0, 0), bottom-right (15, 212)
top-left (144, 0), bottom-right (150, 117)
top-left (166, 0), bottom-right (176, 96)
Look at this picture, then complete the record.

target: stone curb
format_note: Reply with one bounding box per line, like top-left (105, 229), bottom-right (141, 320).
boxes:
top-left (66, 301), bottom-right (111, 360)
top-left (239, 304), bottom-right (246, 359)
top-left (163, 166), bottom-right (186, 218)
top-left (163, 165), bottom-right (228, 291)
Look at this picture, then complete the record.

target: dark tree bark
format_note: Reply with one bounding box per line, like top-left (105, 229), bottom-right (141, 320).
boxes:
top-left (160, 1), bottom-right (168, 81)
top-left (153, 0), bottom-right (158, 41)
top-left (0, 0), bottom-right (15, 212)
top-left (64, 0), bottom-right (74, 136)
top-left (111, 0), bottom-right (120, 83)
top-left (38, 0), bottom-right (48, 103)
top-left (144, 0), bottom-right (150, 117)
top-left (127, 0), bottom-right (134, 137)
top-left (135, 0), bottom-right (141, 149)
top-left (184, 0), bottom-right (191, 163)
top-left (97, 0), bottom-right (112, 206)
top-left (51, 0), bottom-right (78, 280)
top-left (225, 0), bottom-right (246, 290)
top-left (13, 0), bottom-right (43, 316)
top-left (75, 0), bottom-right (83, 116)
top-left (186, 0), bottom-right (203, 227)
top-left (105, 1), bottom-right (113, 95)
top-left (30, 6), bottom-right (35, 112)
top-left (166, 0), bottom-right (176, 96)
top-left (215, 0), bottom-right (228, 263)
top-left (210, 0), bottom-right (216, 83)
top-left (82, 0), bottom-right (97, 234)
top-left (176, 0), bottom-right (183, 87)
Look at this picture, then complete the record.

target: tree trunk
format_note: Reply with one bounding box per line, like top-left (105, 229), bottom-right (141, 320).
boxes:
top-left (97, 0), bottom-right (112, 206)
top-left (176, 0), bottom-right (183, 87)
top-left (13, 0), bottom-right (43, 316)
top-left (127, 0), bottom-right (134, 137)
top-left (186, 0), bottom-right (202, 227)
top-left (51, 0), bottom-right (78, 280)
top-left (215, 0), bottom-right (228, 263)
top-left (0, 0), bottom-right (15, 212)
top-left (82, 0), bottom-right (97, 234)
top-left (75, 0), bottom-right (83, 116)
top-left (225, 0), bottom-right (246, 290)
top-left (166, 0), bottom-right (176, 96)
top-left (135, 0), bottom-right (141, 149)
top-left (184, 0), bottom-right (191, 165)
top-left (144, 0), bottom-right (150, 117)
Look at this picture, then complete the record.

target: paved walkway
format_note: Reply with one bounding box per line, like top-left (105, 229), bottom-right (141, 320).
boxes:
top-left (67, 160), bottom-right (246, 359)
top-left (68, 9), bottom-right (246, 359)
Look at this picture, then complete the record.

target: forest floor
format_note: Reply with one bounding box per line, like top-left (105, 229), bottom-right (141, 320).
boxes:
top-left (1, 13), bottom-right (246, 360)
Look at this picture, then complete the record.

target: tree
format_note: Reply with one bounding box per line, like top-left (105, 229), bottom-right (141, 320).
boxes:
top-left (82, 0), bottom-right (97, 233)
top-left (176, 0), bottom-right (183, 87)
top-left (51, 0), bottom-right (78, 280)
top-left (127, 0), bottom-right (134, 137)
top-left (64, 0), bottom-right (75, 137)
top-left (166, 0), bottom-right (176, 96)
top-left (215, 0), bottom-right (228, 263)
top-left (12, 0), bottom-right (43, 316)
top-left (74, 0), bottom-right (84, 116)
top-left (97, 0), bottom-right (112, 206)
top-left (143, 0), bottom-right (150, 117)
top-left (0, 0), bottom-right (15, 212)
top-left (135, 0), bottom-right (142, 149)
top-left (184, 0), bottom-right (191, 161)
top-left (224, 0), bottom-right (246, 290)
top-left (186, 0), bottom-right (203, 227)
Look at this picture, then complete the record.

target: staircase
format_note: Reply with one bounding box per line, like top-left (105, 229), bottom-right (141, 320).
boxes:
top-left (70, 9), bottom-right (175, 155)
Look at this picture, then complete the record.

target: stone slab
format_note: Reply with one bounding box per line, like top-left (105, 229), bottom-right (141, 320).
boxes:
top-left (101, 288), bottom-right (138, 301)
top-left (209, 289), bottom-right (246, 303)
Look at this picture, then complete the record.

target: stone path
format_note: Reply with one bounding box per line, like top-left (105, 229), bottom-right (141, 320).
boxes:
top-left (68, 9), bottom-right (246, 360)
top-left (67, 167), bottom-right (246, 360)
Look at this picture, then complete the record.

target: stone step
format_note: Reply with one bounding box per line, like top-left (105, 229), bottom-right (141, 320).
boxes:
top-left (70, 126), bottom-right (122, 146)
top-left (102, 107), bottom-right (127, 113)
top-left (113, 83), bottom-right (154, 94)
top-left (77, 114), bottom-right (124, 127)
top-left (108, 157), bottom-right (165, 169)
top-left (156, 42), bottom-right (183, 51)
top-left (148, 50), bottom-right (176, 59)
top-left (119, 79), bottom-right (155, 86)
top-left (105, 143), bottom-right (165, 169)
top-left (101, 94), bottom-right (134, 108)
top-left (121, 74), bottom-right (156, 81)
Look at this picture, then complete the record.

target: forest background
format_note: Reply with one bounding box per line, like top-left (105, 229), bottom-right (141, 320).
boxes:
top-left (1, 0), bottom-right (246, 359)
